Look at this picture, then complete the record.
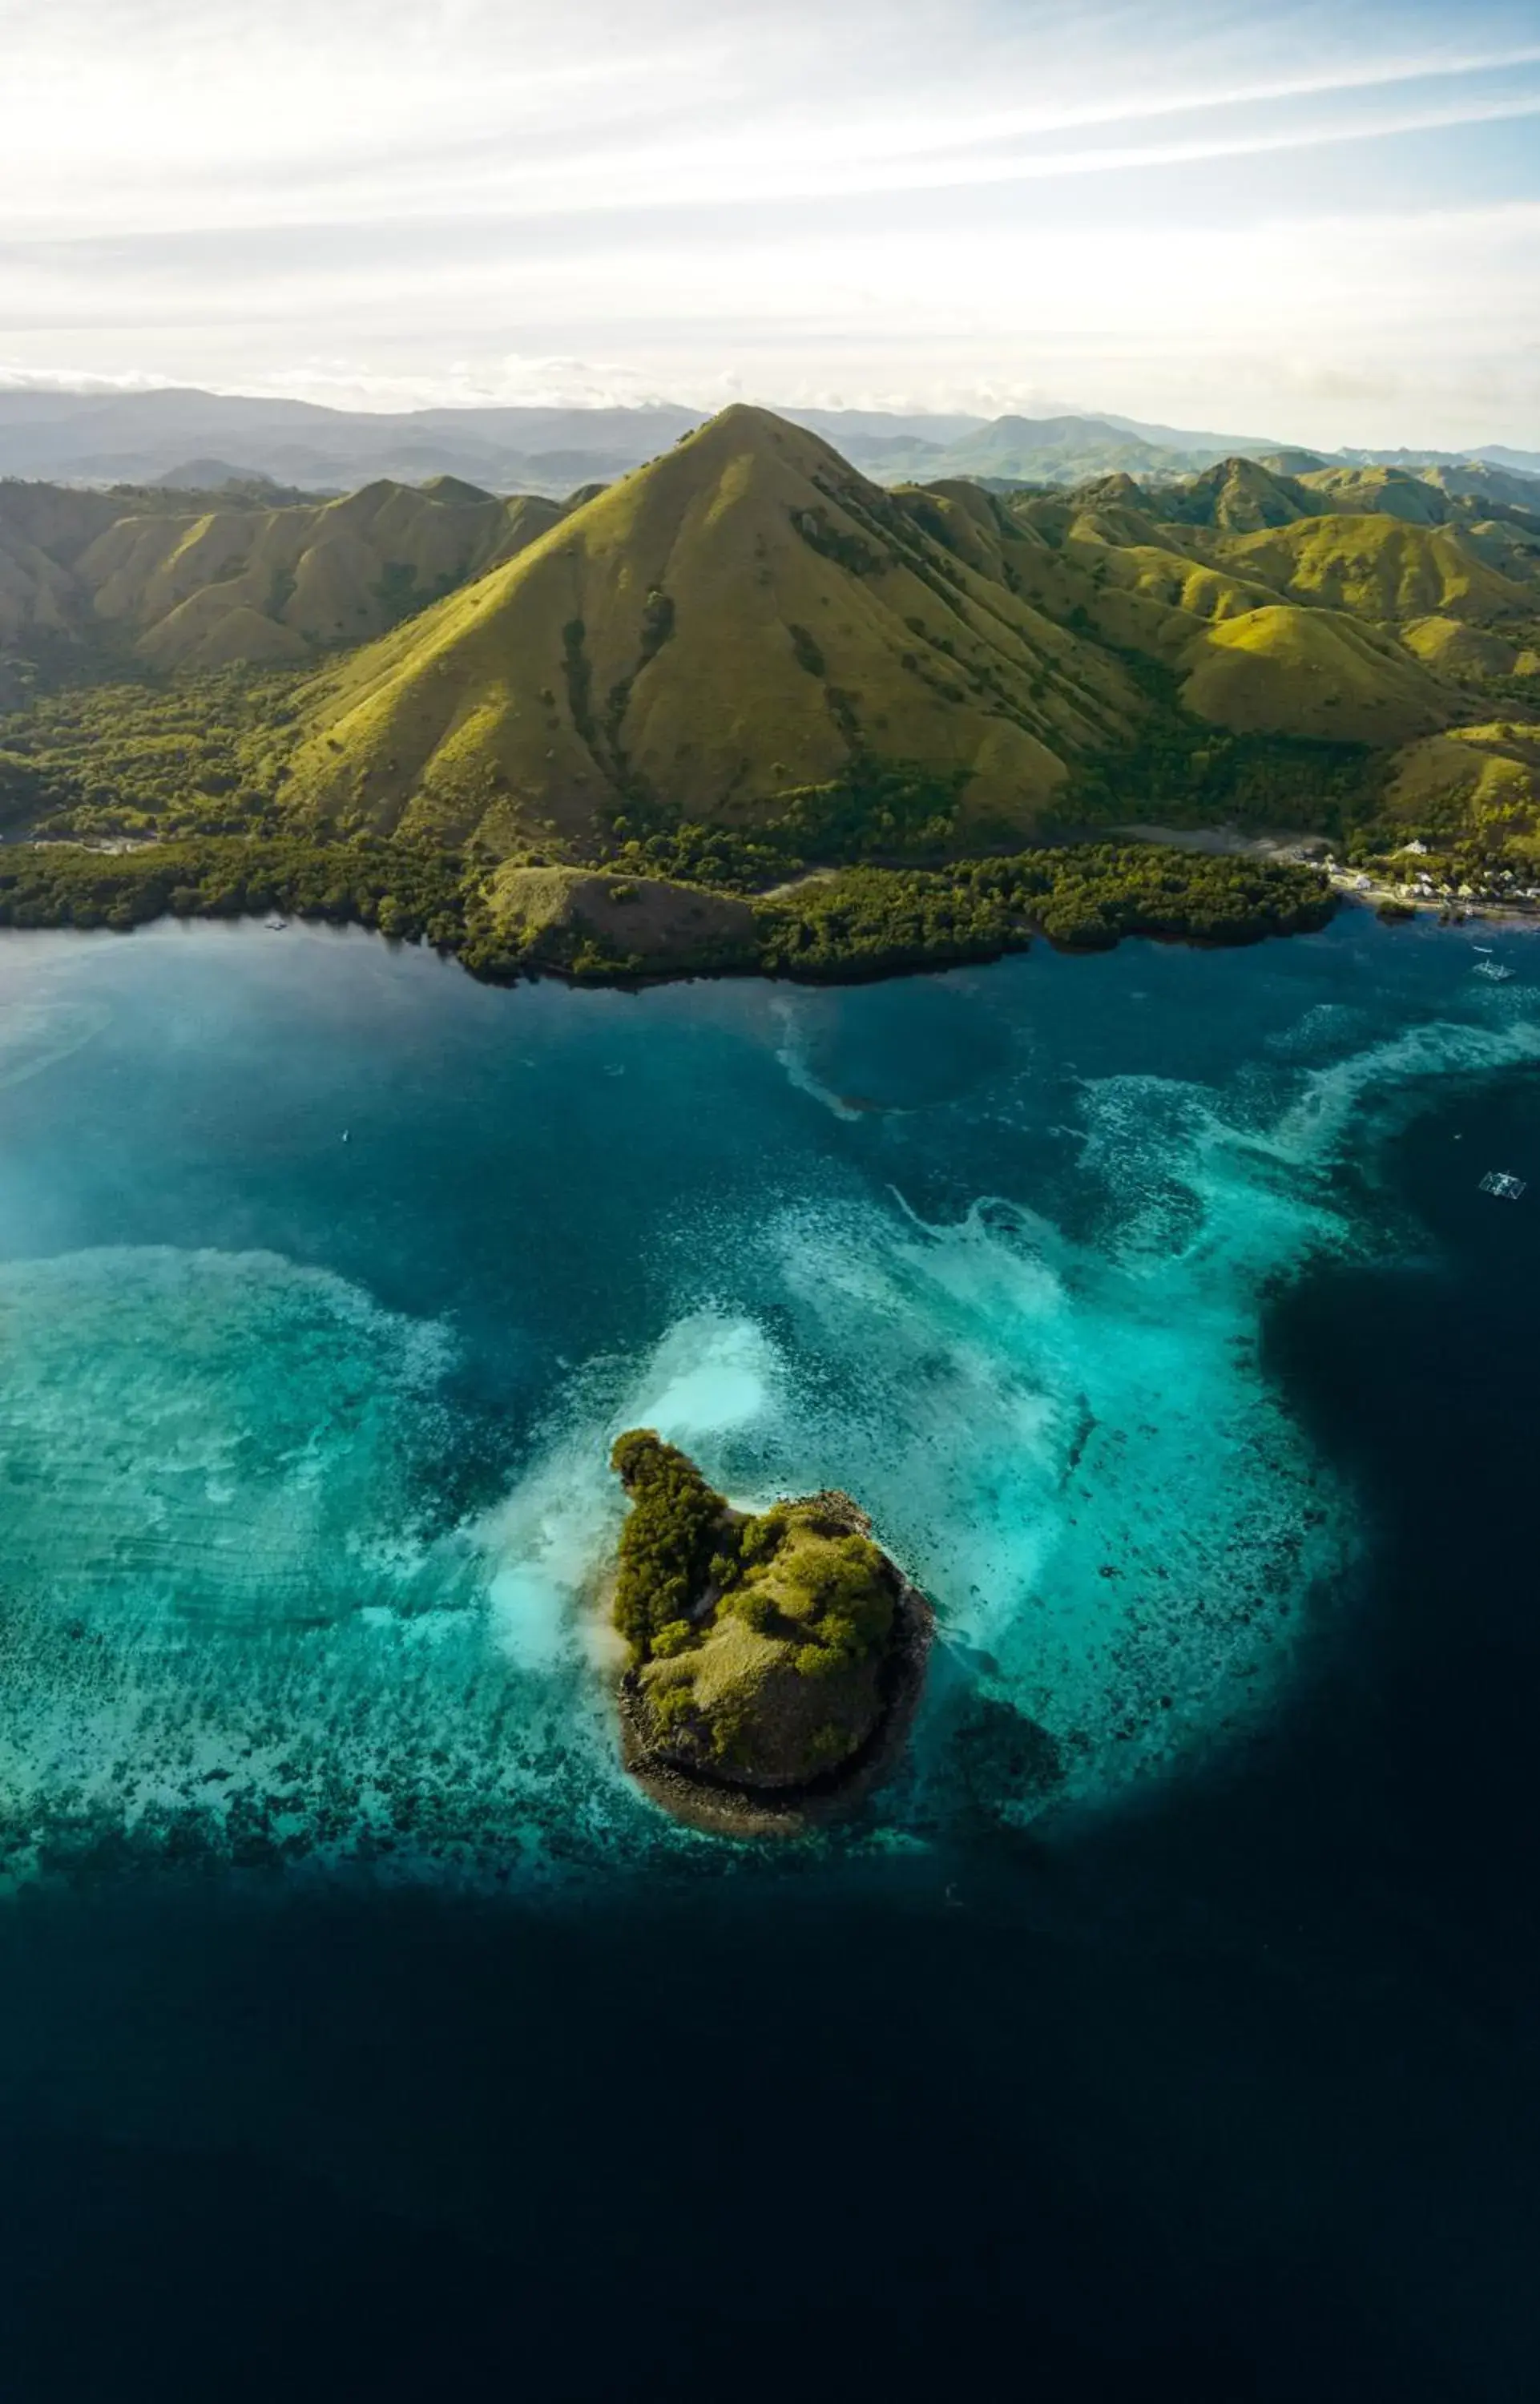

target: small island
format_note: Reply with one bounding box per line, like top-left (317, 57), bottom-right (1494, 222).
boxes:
top-left (609, 1430), bottom-right (932, 1836)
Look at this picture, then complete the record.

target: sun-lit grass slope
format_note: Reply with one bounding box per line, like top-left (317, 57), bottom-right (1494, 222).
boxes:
top-left (1149, 457), bottom-right (1540, 550)
top-left (901, 473), bottom-right (1269, 625)
top-left (0, 474), bottom-right (566, 669)
top-left (1180, 606), bottom-right (1451, 743)
top-left (1382, 722), bottom-right (1540, 837)
top-left (1211, 514), bottom-right (1535, 627)
top-left (1001, 485), bottom-right (1275, 638)
top-left (1457, 514), bottom-right (1540, 599)
top-left (1421, 462), bottom-right (1540, 514)
top-left (283, 406), bottom-right (1147, 857)
top-left (1053, 455), bottom-right (1539, 742)
top-left (1155, 456), bottom-right (1320, 533)
top-left (10, 422), bottom-right (1530, 862)
top-left (74, 481), bottom-right (564, 669)
top-left (1400, 616), bottom-right (1533, 680)
top-left (1294, 466), bottom-right (1453, 525)
top-left (1072, 510), bottom-right (1282, 627)
top-left (1001, 482), bottom-right (1453, 745)
top-left (1309, 462), bottom-right (1540, 521)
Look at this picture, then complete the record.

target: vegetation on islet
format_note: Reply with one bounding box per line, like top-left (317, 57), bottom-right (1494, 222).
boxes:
top-left (609, 1431), bottom-right (902, 1790)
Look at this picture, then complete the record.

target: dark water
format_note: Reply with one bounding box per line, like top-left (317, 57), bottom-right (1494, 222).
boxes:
top-left (1, 914), bottom-right (1538, 2398)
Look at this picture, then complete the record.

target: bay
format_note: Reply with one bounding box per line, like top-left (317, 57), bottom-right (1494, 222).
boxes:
top-left (0, 911), bottom-right (1537, 2397)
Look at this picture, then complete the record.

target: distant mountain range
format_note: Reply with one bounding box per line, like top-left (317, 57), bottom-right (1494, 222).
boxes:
top-left (1333, 444), bottom-right (1540, 477)
top-left (0, 389), bottom-right (706, 497)
top-left (1, 383), bottom-right (1534, 498)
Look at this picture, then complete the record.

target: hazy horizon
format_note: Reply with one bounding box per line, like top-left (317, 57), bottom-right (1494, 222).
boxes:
top-left (1, 376), bottom-right (1535, 469)
top-left (4, 0), bottom-right (1538, 451)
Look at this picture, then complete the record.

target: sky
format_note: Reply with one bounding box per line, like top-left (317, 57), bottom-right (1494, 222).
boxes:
top-left (2, 0), bottom-right (1538, 447)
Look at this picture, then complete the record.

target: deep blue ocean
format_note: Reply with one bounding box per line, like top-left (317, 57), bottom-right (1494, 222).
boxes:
top-left (2, 911), bottom-right (1538, 2398)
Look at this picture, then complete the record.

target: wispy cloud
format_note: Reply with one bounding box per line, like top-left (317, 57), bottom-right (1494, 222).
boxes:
top-left (0, 0), bottom-right (1537, 446)
top-left (0, 365), bottom-right (175, 395)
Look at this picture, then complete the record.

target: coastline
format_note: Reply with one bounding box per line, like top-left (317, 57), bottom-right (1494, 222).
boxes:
top-left (14, 853), bottom-right (1540, 998)
top-left (0, 834), bottom-right (1340, 995)
top-left (1328, 877), bottom-right (1540, 931)
top-left (0, 901), bottom-right (1330, 993)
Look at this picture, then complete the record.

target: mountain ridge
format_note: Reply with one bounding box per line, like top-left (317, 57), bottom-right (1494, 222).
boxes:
top-left (7, 380), bottom-right (1530, 497)
top-left (2, 404), bottom-right (1535, 882)
top-left (281, 403), bottom-right (1145, 853)
top-left (0, 475), bottom-right (570, 666)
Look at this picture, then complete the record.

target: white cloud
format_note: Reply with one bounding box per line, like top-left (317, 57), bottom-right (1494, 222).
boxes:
top-left (0, 365), bottom-right (176, 395)
top-left (238, 353), bottom-right (683, 413)
top-left (0, 1), bottom-right (1537, 446)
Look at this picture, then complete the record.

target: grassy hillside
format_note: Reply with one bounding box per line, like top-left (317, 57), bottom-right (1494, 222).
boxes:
top-left (3, 412), bottom-right (1540, 958)
top-left (87, 482), bottom-right (566, 667)
top-left (1211, 514), bottom-right (1535, 626)
top-left (1155, 457), bottom-right (1320, 533)
top-left (1421, 462), bottom-right (1540, 513)
top-left (1400, 616), bottom-right (1534, 681)
top-left (1295, 461), bottom-right (1540, 521)
top-left (282, 405), bottom-right (1147, 856)
top-left (1294, 466), bottom-right (1453, 525)
top-left (282, 409), bottom-right (1480, 870)
top-left (1001, 486), bottom-right (1454, 751)
top-left (476, 862), bottom-right (759, 978)
top-left (0, 477), bottom-right (566, 670)
top-left (1177, 604), bottom-right (1449, 744)
top-left (0, 485), bottom-right (128, 648)
top-left (1458, 513), bottom-right (1540, 597)
top-left (1381, 722), bottom-right (1540, 847)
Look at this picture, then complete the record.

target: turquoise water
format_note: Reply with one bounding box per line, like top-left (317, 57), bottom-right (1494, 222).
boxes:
top-left (8, 911), bottom-right (1540, 2397)
top-left (1, 911), bottom-right (1536, 1884)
